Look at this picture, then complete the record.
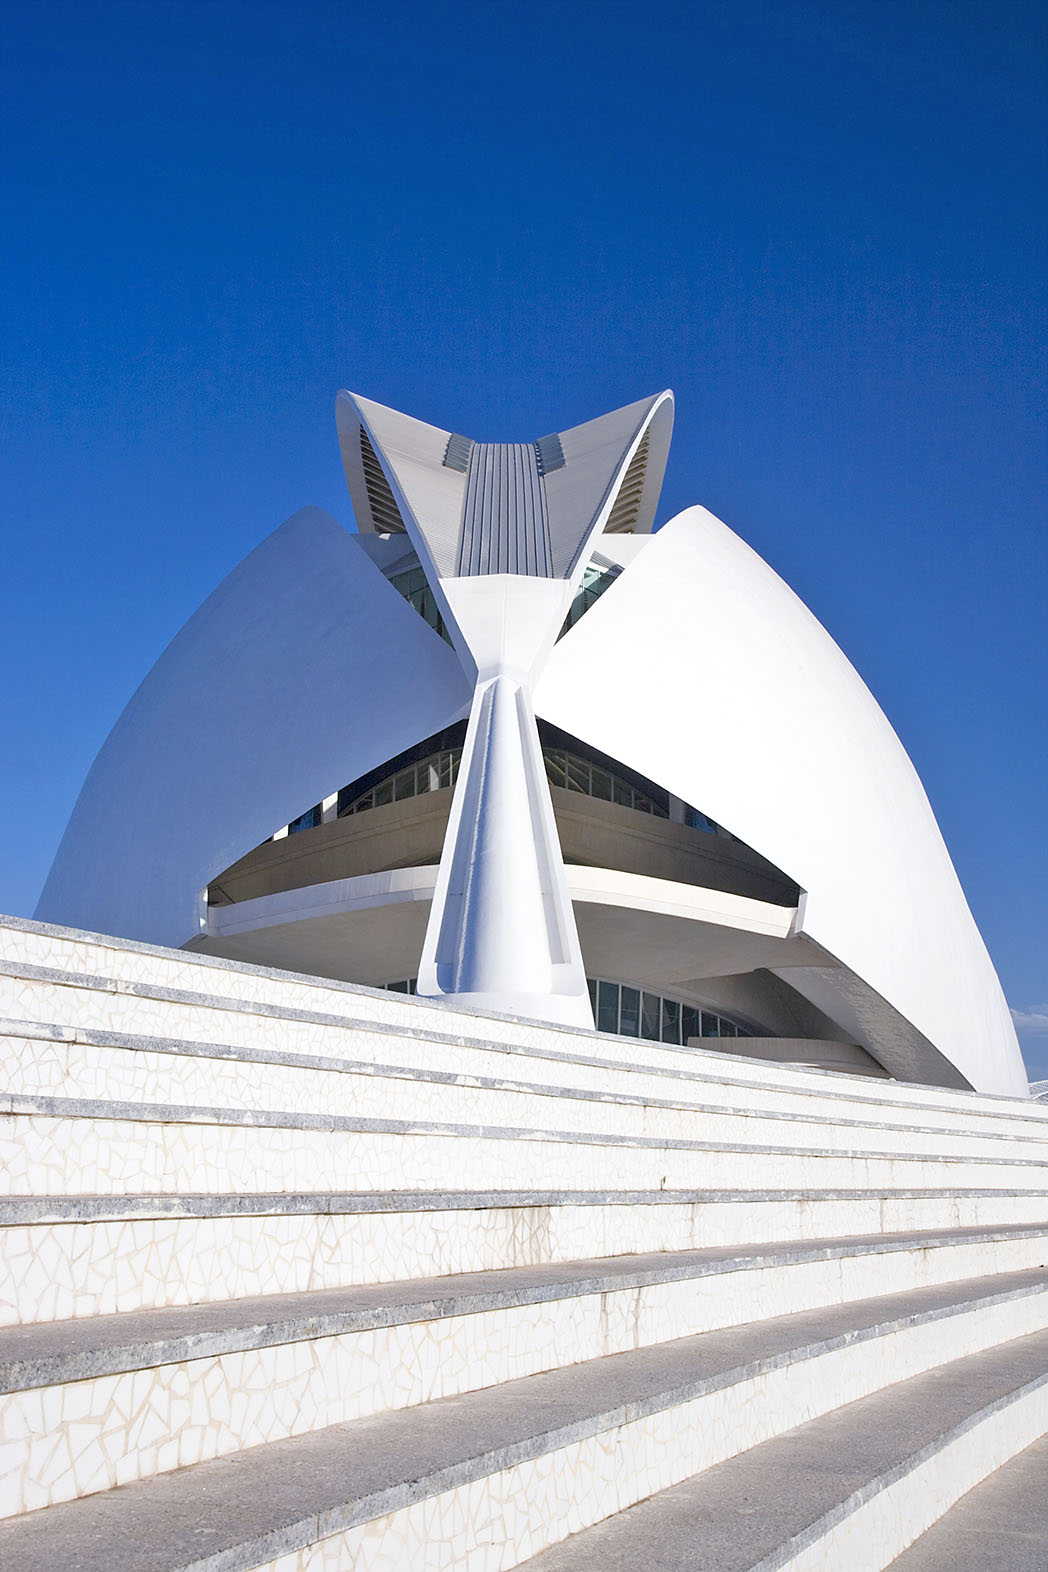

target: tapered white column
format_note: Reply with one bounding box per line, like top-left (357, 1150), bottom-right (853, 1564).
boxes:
top-left (416, 580), bottom-right (592, 1026)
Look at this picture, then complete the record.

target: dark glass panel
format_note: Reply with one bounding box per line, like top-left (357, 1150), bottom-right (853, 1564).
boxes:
top-left (288, 805), bottom-right (319, 835)
top-left (597, 980), bottom-right (620, 1035)
top-left (681, 1006), bottom-right (700, 1043)
top-left (641, 992), bottom-right (661, 1041)
top-left (544, 750), bottom-right (567, 788)
top-left (701, 1011), bottom-right (719, 1037)
top-left (591, 767), bottom-right (613, 802)
top-left (620, 986), bottom-right (640, 1037)
top-left (661, 998), bottom-right (681, 1044)
top-left (566, 756), bottom-right (589, 793)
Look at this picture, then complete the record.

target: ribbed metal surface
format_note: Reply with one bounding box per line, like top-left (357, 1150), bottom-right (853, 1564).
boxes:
top-left (443, 433), bottom-right (474, 473)
top-left (457, 443), bottom-right (553, 576)
top-left (359, 427), bottom-right (407, 533)
top-left (534, 432), bottom-right (565, 475)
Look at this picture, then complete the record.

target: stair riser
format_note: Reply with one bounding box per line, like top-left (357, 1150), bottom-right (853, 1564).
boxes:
top-left (5, 975), bottom-right (1046, 1142)
top-left (6, 1038), bottom-right (1044, 1163)
top-left (777, 1382), bottom-right (1048, 1572)
top-left (7, 1198), bottom-right (1048, 1328)
top-left (4, 1278), bottom-right (1045, 1525)
top-left (8, 931), bottom-right (1036, 1127)
top-left (229, 1303), bottom-right (1047, 1572)
top-left (4, 1113), bottom-right (1045, 1201)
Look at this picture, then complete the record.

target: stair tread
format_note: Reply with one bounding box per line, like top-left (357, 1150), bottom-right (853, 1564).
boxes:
top-left (4, 941), bottom-right (1043, 1126)
top-left (6, 1184), bottom-right (1047, 1226)
top-left (6, 1014), bottom-right (1047, 1146)
top-left (515, 1331), bottom-right (1048, 1571)
top-left (1, 1274), bottom-right (1045, 1571)
top-left (886, 1433), bottom-right (1048, 1570)
top-left (3, 1228), bottom-right (1046, 1392)
top-left (7, 1091), bottom-right (1047, 1173)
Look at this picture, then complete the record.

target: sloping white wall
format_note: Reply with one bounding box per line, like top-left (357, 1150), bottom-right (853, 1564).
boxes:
top-left (535, 506), bottom-right (1026, 1097)
top-left (36, 508), bottom-right (472, 948)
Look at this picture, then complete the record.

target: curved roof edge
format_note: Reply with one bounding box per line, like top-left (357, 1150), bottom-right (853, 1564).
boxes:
top-left (36, 507), bottom-right (472, 949)
top-left (535, 504), bottom-right (1027, 1098)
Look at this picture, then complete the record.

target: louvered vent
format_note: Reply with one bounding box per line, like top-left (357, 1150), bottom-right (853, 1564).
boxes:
top-left (603, 428), bottom-right (650, 533)
top-left (443, 433), bottom-right (474, 472)
top-left (359, 426), bottom-right (407, 533)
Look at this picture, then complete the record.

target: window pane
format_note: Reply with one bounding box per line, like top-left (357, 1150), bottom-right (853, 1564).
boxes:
top-left (681, 1006), bottom-right (700, 1043)
top-left (591, 767), bottom-right (613, 801)
top-left (597, 980), bottom-right (619, 1034)
top-left (353, 793), bottom-right (373, 813)
top-left (701, 1011), bottom-right (719, 1037)
top-left (544, 750), bottom-right (567, 788)
top-left (619, 986), bottom-right (640, 1037)
top-left (613, 778), bottom-right (631, 807)
top-left (373, 780), bottom-right (393, 806)
top-left (661, 997), bottom-right (681, 1044)
top-left (566, 756), bottom-right (589, 793)
top-left (393, 769), bottom-right (415, 801)
top-left (641, 992), bottom-right (661, 1041)
top-left (587, 977), bottom-right (598, 1011)
top-left (720, 1020), bottom-right (738, 1038)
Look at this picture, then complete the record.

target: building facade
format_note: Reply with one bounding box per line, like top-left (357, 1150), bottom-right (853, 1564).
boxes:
top-left (36, 391), bottom-right (1029, 1096)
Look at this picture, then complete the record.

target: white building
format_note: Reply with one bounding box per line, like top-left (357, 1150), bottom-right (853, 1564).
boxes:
top-left (36, 390), bottom-right (1028, 1097)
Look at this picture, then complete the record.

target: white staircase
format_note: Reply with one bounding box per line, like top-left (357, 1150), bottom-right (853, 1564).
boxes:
top-left (0, 915), bottom-right (1045, 1570)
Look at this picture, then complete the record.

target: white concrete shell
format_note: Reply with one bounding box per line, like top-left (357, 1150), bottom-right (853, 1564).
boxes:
top-left (535, 507), bottom-right (1026, 1097)
top-left (35, 508), bottom-right (471, 948)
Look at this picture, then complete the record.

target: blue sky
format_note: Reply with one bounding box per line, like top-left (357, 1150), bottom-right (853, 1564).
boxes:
top-left (2, 0), bottom-right (1046, 1076)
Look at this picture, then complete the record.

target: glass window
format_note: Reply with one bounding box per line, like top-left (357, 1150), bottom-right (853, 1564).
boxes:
top-left (586, 978), bottom-right (757, 1046)
top-left (566, 756), bottom-right (589, 793)
top-left (373, 780), bottom-right (393, 806)
top-left (590, 766), bottom-right (613, 802)
top-left (597, 979), bottom-right (620, 1035)
top-left (619, 986), bottom-right (640, 1037)
top-left (288, 805), bottom-right (319, 835)
top-left (393, 769), bottom-right (414, 801)
top-left (641, 992), bottom-right (661, 1041)
top-left (544, 750), bottom-right (567, 788)
top-left (661, 998), bottom-right (681, 1044)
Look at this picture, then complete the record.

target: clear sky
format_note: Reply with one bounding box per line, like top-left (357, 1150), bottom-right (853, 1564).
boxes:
top-left (2, 0), bottom-right (1046, 1077)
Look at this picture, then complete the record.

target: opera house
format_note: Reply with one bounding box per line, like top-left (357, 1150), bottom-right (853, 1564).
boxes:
top-left (35, 388), bottom-right (1026, 1098)
top-left (4, 388), bottom-right (1045, 1570)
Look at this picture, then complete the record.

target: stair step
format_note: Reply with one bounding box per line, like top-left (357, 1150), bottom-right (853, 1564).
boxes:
top-left (6, 1027), bottom-right (1048, 1171)
top-left (4, 927), bottom-right (1046, 1131)
top-left (5, 1094), bottom-right (1046, 1202)
top-left (516, 1334), bottom-right (1048, 1572)
top-left (885, 1432), bottom-right (1048, 1570)
top-left (1, 1277), bottom-right (1045, 1560)
top-left (4, 1014), bottom-right (1046, 1150)
top-left (4, 1227), bottom-right (1047, 1388)
top-left (7, 1189), bottom-right (1048, 1327)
